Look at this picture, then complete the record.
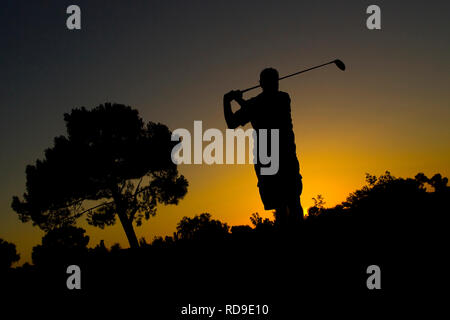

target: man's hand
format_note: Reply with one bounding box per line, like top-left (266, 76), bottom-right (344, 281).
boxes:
top-left (224, 90), bottom-right (242, 102)
top-left (223, 90), bottom-right (244, 129)
top-left (234, 90), bottom-right (243, 101)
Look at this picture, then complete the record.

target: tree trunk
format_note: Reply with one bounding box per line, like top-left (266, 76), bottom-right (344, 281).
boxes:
top-left (117, 210), bottom-right (140, 249)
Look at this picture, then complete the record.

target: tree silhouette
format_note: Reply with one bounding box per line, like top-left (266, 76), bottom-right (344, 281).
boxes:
top-left (0, 239), bottom-right (20, 269)
top-left (12, 103), bottom-right (188, 248)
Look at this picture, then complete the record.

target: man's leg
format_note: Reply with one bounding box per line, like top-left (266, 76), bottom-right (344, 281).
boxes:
top-left (287, 177), bottom-right (303, 225)
top-left (275, 206), bottom-right (288, 228)
top-left (287, 196), bottom-right (303, 225)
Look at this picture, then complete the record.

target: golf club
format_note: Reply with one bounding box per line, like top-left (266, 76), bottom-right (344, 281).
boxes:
top-left (241, 59), bottom-right (346, 93)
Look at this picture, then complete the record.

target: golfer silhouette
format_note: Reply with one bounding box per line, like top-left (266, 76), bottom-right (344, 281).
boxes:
top-left (224, 68), bottom-right (303, 227)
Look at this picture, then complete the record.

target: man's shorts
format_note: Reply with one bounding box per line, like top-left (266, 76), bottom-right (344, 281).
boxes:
top-left (257, 172), bottom-right (303, 210)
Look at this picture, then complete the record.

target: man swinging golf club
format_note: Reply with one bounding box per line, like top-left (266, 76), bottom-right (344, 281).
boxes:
top-left (224, 67), bottom-right (303, 227)
top-left (223, 60), bottom-right (345, 228)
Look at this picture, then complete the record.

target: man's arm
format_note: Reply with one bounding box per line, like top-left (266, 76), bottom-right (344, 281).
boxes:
top-left (223, 90), bottom-right (246, 129)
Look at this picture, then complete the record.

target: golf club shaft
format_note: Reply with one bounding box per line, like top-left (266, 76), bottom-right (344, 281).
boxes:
top-left (241, 60), bottom-right (336, 93)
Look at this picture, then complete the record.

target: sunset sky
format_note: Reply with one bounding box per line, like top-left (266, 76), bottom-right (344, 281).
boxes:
top-left (1, 0), bottom-right (449, 264)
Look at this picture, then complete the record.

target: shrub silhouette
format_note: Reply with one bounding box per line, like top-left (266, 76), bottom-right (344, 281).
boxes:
top-left (176, 213), bottom-right (229, 242)
top-left (250, 212), bottom-right (275, 231)
top-left (305, 171), bottom-right (448, 251)
top-left (32, 226), bottom-right (89, 266)
top-left (308, 171), bottom-right (447, 220)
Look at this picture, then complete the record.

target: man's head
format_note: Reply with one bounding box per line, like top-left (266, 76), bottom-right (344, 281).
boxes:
top-left (259, 68), bottom-right (279, 93)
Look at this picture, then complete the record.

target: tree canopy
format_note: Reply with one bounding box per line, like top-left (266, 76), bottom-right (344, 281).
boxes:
top-left (12, 103), bottom-right (188, 248)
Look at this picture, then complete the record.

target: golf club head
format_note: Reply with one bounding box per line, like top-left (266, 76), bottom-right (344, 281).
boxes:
top-left (334, 59), bottom-right (346, 71)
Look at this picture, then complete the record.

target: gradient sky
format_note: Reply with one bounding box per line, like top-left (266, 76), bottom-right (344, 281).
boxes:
top-left (1, 0), bottom-right (449, 265)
